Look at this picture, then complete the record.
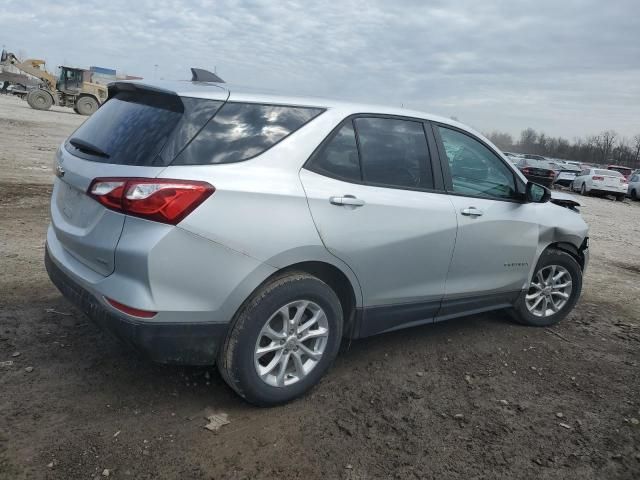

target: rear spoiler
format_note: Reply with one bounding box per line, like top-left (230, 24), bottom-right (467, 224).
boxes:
top-left (107, 81), bottom-right (178, 98)
top-left (106, 81), bottom-right (184, 112)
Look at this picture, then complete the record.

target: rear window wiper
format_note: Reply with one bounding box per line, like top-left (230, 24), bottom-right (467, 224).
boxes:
top-left (69, 137), bottom-right (110, 158)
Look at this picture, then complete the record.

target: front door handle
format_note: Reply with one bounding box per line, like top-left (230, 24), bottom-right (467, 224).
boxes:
top-left (461, 206), bottom-right (483, 217)
top-left (329, 195), bottom-right (365, 207)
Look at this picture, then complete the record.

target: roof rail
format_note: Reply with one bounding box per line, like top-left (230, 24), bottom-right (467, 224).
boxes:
top-left (191, 67), bottom-right (225, 83)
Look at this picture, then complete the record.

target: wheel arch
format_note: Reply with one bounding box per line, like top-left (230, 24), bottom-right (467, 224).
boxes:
top-left (77, 93), bottom-right (99, 103)
top-left (235, 248), bottom-right (363, 339)
top-left (541, 241), bottom-right (586, 270)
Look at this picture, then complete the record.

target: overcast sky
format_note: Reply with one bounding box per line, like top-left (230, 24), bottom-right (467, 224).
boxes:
top-left (3, 0), bottom-right (639, 139)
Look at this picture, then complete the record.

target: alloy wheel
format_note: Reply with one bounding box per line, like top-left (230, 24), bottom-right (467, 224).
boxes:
top-left (525, 265), bottom-right (573, 317)
top-left (254, 300), bottom-right (329, 387)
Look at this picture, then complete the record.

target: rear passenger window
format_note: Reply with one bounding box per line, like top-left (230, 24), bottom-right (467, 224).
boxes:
top-left (354, 117), bottom-right (433, 189)
top-left (307, 121), bottom-right (361, 182)
top-left (174, 103), bottom-right (323, 165)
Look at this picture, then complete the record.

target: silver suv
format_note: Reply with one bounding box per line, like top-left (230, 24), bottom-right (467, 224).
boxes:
top-left (46, 80), bottom-right (589, 405)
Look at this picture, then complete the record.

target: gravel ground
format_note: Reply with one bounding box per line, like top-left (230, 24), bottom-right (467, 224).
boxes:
top-left (1, 95), bottom-right (639, 480)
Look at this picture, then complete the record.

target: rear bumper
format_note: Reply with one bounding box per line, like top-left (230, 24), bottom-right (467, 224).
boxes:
top-left (554, 178), bottom-right (575, 187)
top-left (45, 248), bottom-right (227, 365)
top-left (589, 187), bottom-right (626, 195)
top-left (523, 174), bottom-right (554, 187)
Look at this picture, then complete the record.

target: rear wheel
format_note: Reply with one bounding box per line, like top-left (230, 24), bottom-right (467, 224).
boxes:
top-left (510, 249), bottom-right (582, 327)
top-left (75, 96), bottom-right (99, 115)
top-left (26, 89), bottom-right (53, 111)
top-left (218, 272), bottom-right (343, 406)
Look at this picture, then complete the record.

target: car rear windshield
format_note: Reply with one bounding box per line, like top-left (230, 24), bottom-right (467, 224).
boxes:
top-left (66, 93), bottom-right (323, 166)
top-left (608, 166), bottom-right (631, 174)
top-left (597, 169), bottom-right (621, 176)
top-left (66, 91), bottom-right (189, 165)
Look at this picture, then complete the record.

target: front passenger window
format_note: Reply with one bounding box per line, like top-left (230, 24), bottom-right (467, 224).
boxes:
top-left (437, 126), bottom-right (517, 200)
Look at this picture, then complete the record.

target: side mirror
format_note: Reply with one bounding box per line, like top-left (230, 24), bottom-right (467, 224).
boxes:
top-left (526, 182), bottom-right (551, 203)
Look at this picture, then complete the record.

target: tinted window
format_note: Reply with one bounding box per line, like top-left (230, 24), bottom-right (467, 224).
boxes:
top-left (67, 91), bottom-right (187, 165)
top-left (307, 121), bottom-right (360, 182)
top-left (438, 126), bottom-right (516, 200)
top-left (354, 117), bottom-right (433, 189)
top-left (174, 103), bottom-right (323, 165)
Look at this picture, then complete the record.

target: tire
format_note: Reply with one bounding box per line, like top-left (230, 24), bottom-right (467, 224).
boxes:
top-left (75, 96), bottom-right (99, 115)
top-left (615, 194), bottom-right (625, 202)
top-left (631, 189), bottom-right (638, 201)
top-left (580, 183), bottom-right (587, 195)
top-left (26, 89), bottom-right (53, 111)
top-left (510, 248), bottom-right (582, 327)
top-left (218, 272), bottom-right (343, 406)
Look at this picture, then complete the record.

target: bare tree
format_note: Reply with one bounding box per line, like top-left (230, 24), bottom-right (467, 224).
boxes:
top-left (486, 131), bottom-right (514, 151)
top-left (519, 128), bottom-right (537, 152)
top-left (633, 134), bottom-right (640, 167)
top-left (598, 130), bottom-right (617, 163)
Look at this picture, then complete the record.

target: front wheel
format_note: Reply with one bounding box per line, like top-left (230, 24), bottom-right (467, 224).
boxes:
top-left (218, 272), bottom-right (343, 406)
top-left (510, 249), bottom-right (582, 327)
top-left (75, 96), bottom-right (99, 115)
top-left (26, 89), bottom-right (53, 111)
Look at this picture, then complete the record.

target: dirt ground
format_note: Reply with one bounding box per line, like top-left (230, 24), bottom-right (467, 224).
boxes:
top-left (1, 94), bottom-right (639, 480)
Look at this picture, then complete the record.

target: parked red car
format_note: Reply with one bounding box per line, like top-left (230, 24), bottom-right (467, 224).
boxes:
top-left (607, 165), bottom-right (633, 180)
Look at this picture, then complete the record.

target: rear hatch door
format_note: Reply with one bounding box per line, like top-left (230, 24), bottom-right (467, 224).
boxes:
top-left (50, 82), bottom-right (228, 276)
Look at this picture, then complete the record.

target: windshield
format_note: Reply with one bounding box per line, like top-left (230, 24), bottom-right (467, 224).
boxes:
top-left (67, 91), bottom-right (187, 165)
top-left (596, 169), bottom-right (621, 176)
top-left (608, 166), bottom-right (632, 174)
top-left (520, 159), bottom-right (557, 170)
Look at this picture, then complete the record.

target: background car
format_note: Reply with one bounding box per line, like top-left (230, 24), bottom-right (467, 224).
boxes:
top-left (628, 173), bottom-right (640, 200)
top-left (607, 164), bottom-right (633, 180)
top-left (515, 157), bottom-right (558, 187)
top-left (572, 167), bottom-right (628, 200)
top-left (554, 163), bottom-right (582, 187)
top-left (502, 152), bottom-right (522, 165)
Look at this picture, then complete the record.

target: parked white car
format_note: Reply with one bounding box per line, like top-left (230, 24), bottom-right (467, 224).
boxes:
top-left (571, 168), bottom-right (628, 201)
top-left (554, 164), bottom-right (582, 188)
top-left (628, 173), bottom-right (640, 200)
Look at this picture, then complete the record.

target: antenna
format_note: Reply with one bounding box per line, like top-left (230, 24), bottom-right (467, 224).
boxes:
top-left (191, 67), bottom-right (225, 83)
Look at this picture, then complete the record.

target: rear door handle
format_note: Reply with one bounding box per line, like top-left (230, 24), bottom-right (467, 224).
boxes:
top-left (461, 206), bottom-right (483, 217)
top-left (329, 195), bottom-right (365, 207)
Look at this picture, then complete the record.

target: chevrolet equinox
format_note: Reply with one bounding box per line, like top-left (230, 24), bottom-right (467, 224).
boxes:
top-left (45, 79), bottom-right (589, 405)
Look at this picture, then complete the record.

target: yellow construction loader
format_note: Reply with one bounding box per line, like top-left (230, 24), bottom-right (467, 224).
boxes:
top-left (0, 50), bottom-right (108, 115)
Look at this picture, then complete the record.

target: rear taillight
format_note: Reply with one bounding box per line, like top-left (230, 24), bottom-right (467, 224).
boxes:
top-left (548, 170), bottom-right (556, 177)
top-left (592, 176), bottom-right (604, 181)
top-left (620, 178), bottom-right (627, 184)
top-left (88, 178), bottom-right (214, 225)
top-left (105, 297), bottom-right (157, 318)
top-left (521, 167), bottom-right (531, 174)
